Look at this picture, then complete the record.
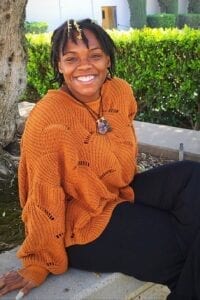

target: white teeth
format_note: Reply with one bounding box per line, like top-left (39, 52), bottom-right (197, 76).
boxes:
top-left (77, 75), bottom-right (94, 82)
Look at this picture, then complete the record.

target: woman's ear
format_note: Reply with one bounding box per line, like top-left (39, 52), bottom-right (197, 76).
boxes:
top-left (58, 61), bottom-right (63, 73)
top-left (107, 57), bottom-right (111, 68)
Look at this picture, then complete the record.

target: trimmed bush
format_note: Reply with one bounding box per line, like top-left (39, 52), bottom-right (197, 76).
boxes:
top-left (127, 0), bottom-right (146, 28)
top-left (188, 0), bottom-right (200, 13)
top-left (147, 14), bottom-right (177, 28)
top-left (25, 21), bottom-right (48, 34)
top-left (110, 27), bottom-right (200, 129)
top-left (177, 14), bottom-right (200, 29)
top-left (157, 0), bottom-right (178, 14)
top-left (20, 33), bottom-right (58, 102)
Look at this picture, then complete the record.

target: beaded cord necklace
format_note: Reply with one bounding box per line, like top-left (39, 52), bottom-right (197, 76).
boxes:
top-left (77, 94), bottom-right (112, 135)
top-left (62, 86), bottom-right (112, 134)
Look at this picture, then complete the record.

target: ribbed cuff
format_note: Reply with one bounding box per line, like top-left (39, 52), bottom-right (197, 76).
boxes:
top-left (18, 265), bottom-right (49, 286)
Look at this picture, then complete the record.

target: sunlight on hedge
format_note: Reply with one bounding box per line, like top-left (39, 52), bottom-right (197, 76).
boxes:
top-left (26, 32), bottom-right (51, 44)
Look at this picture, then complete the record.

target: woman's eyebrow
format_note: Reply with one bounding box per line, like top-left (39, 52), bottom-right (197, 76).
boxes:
top-left (63, 47), bottom-right (102, 56)
top-left (89, 47), bottom-right (102, 51)
top-left (63, 50), bottom-right (76, 55)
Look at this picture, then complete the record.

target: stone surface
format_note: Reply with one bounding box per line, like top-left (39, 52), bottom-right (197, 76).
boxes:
top-left (135, 121), bottom-right (200, 161)
top-left (129, 283), bottom-right (170, 299)
top-left (0, 245), bottom-right (170, 300)
top-left (0, 248), bottom-right (148, 300)
top-left (0, 151), bottom-right (17, 183)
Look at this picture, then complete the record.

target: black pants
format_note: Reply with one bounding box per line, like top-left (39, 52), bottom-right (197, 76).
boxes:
top-left (67, 161), bottom-right (200, 300)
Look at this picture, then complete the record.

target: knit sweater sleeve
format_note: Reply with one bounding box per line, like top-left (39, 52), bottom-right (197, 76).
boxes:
top-left (17, 124), bottom-right (73, 286)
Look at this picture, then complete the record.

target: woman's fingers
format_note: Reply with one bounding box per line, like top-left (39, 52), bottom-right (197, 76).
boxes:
top-left (20, 280), bottom-right (36, 296)
top-left (0, 270), bottom-right (36, 298)
top-left (1, 271), bottom-right (22, 285)
top-left (0, 273), bottom-right (23, 296)
top-left (0, 276), bottom-right (5, 289)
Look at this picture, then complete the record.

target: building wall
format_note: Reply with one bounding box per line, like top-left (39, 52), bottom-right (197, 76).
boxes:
top-left (178, 0), bottom-right (189, 13)
top-left (146, 0), bottom-right (160, 14)
top-left (26, 0), bottom-right (130, 31)
top-left (25, 0), bottom-right (189, 32)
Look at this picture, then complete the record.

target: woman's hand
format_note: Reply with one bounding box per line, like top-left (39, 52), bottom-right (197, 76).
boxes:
top-left (0, 270), bottom-right (36, 298)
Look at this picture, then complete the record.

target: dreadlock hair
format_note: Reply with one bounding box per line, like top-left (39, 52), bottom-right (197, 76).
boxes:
top-left (51, 18), bottom-right (116, 86)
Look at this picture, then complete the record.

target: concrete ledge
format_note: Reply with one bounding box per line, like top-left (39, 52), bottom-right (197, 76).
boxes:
top-left (138, 142), bottom-right (200, 162)
top-left (130, 283), bottom-right (169, 299)
top-left (135, 121), bottom-right (200, 161)
top-left (0, 248), bottom-right (170, 300)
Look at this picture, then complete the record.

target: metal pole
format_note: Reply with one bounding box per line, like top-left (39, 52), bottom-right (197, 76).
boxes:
top-left (91, 0), bottom-right (94, 20)
top-left (58, 0), bottom-right (62, 23)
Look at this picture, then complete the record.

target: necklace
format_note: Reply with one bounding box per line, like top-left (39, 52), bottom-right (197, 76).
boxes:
top-left (62, 86), bottom-right (112, 134)
top-left (79, 95), bottom-right (112, 135)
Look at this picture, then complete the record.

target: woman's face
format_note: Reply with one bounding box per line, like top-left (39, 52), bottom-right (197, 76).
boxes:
top-left (58, 29), bottom-right (111, 103)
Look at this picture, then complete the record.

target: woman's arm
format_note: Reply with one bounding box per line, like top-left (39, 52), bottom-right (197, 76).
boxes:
top-left (0, 126), bottom-right (72, 298)
top-left (17, 126), bottom-right (72, 286)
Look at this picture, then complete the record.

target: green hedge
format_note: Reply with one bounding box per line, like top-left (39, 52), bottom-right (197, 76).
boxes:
top-left (25, 21), bottom-right (48, 33)
top-left (157, 0), bottom-right (178, 14)
top-left (22, 28), bottom-right (200, 130)
top-left (147, 14), bottom-right (177, 28)
top-left (127, 0), bottom-right (147, 28)
top-left (147, 13), bottom-right (200, 28)
top-left (177, 14), bottom-right (200, 29)
top-left (22, 33), bottom-right (58, 101)
top-left (188, 0), bottom-right (200, 13)
top-left (110, 27), bottom-right (200, 130)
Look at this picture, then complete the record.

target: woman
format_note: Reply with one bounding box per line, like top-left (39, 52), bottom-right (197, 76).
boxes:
top-left (0, 18), bottom-right (200, 300)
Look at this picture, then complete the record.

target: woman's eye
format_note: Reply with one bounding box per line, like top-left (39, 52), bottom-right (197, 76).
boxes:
top-left (64, 57), bottom-right (77, 63)
top-left (90, 54), bottom-right (102, 60)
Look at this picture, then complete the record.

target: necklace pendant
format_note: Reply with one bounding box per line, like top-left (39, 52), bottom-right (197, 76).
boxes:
top-left (96, 117), bottom-right (112, 134)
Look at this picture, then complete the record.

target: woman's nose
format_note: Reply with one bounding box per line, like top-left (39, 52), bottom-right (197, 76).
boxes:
top-left (78, 57), bottom-right (92, 69)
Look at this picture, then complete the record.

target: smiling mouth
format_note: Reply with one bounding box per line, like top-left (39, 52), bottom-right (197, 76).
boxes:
top-left (76, 75), bottom-right (95, 82)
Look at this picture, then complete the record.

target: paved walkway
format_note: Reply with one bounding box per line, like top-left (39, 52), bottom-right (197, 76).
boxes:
top-left (0, 102), bottom-right (199, 299)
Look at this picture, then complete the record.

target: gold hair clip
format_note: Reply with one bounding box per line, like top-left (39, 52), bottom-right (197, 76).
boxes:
top-left (67, 21), bottom-right (72, 37)
top-left (74, 21), bottom-right (82, 39)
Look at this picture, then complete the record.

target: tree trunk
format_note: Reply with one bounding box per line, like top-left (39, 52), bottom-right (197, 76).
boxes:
top-left (194, 101), bottom-right (200, 130)
top-left (0, 0), bottom-right (27, 149)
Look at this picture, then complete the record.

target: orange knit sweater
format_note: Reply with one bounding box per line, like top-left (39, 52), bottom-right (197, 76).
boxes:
top-left (17, 77), bottom-right (138, 285)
